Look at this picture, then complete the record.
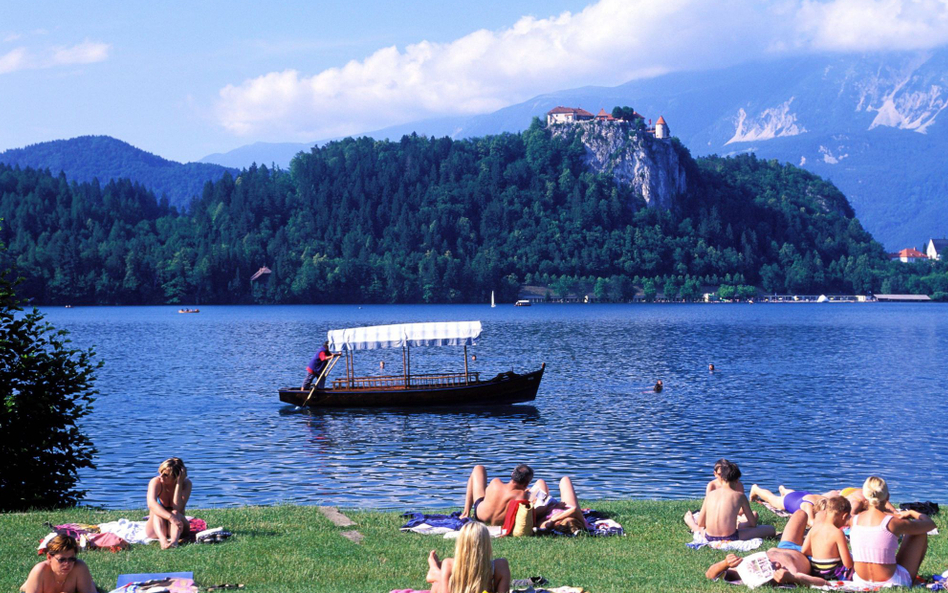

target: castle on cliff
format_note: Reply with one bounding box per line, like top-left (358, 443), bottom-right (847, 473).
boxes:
top-left (545, 106), bottom-right (670, 139)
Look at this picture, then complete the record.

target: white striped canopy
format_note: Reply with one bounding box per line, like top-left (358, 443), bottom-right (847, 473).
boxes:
top-left (327, 321), bottom-right (482, 351)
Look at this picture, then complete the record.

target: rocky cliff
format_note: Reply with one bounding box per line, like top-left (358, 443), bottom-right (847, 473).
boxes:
top-left (550, 121), bottom-right (687, 210)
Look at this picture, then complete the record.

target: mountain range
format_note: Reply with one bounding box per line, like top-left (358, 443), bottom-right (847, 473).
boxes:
top-left (3, 51), bottom-right (947, 249)
top-left (198, 50), bottom-right (948, 250)
top-left (0, 136), bottom-right (236, 211)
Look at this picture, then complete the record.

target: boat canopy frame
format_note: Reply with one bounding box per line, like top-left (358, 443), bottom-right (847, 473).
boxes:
top-left (319, 321), bottom-right (482, 393)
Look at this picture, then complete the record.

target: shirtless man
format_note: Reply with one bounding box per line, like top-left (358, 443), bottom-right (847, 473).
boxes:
top-left (460, 464), bottom-right (533, 525)
top-left (684, 459), bottom-right (763, 536)
top-left (21, 535), bottom-right (97, 593)
top-left (706, 547), bottom-right (828, 587)
top-left (694, 460), bottom-right (775, 540)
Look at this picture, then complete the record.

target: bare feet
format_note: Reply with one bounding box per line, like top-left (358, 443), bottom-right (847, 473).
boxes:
top-left (749, 484), bottom-right (760, 502)
top-left (426, 550), bottom-right (441, 583)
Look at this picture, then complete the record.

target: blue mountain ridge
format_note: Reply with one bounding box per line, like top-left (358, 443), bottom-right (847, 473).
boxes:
top-left (0, 136), bottom-right (237, 211)
top-left (202, 51), bottom-right (948, 249)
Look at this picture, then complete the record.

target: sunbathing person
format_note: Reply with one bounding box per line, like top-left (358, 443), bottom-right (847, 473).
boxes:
top-left (426, 522), bottom-right (511, 593)
top-left (145, 457), bottom-right (193, 549)
top-left (749, 484), bottom-right (824, 526)
top-left (460, 464), bottom-right (533, 525)
top-left (850, 475), bottom-right (934, 588)
top-left (687, 460), bottom-right (775, 540)
top-left (21, 534), bottom-right (96, 593)
top-left (529, 476), bottom-right (588, 534)
top-left (802, 496), bottom-right (854, 581)
top-left (705, 548), bottom-right (829, 587)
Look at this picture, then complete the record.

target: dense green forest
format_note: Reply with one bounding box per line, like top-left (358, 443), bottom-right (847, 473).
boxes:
top-left (1, 121), bottom-right (946, 305)
top-left (0, 135), bottom-right (236, 211)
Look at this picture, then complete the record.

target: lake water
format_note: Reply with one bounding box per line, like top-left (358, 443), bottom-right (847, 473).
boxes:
top-left (37, 303), bottom-right (948, 510)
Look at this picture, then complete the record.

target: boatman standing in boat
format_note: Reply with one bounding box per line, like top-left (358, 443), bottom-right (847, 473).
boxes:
top-left (302, 341), bottom-right (334, 391)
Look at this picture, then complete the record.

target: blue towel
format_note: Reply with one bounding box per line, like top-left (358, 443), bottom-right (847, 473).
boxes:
top-left (400, 511), bottom-right (469, 531)
top-left (116, 572), bottom-right (193, 587)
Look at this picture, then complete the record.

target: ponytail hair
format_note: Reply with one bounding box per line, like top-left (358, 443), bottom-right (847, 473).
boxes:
top-left (862, 476), bottom-right (889, 509)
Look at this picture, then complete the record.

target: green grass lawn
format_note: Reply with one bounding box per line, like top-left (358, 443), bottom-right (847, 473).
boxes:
top-left (1, 500), bottom-right (945, 592)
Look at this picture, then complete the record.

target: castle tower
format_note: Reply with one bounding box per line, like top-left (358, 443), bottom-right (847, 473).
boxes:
top-left (655, 115), bottom-right (669, 139)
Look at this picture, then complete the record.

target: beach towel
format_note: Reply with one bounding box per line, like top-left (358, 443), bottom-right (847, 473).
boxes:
top-left (756, 500), bottom-right (792, 518)
top-left (110, 574), bottom-right (196, 593)
top-left (97, 519), bottom-right (156, 545)
top-left (687, 531), bottom-right (764, 551)
top-left (400, 511), bottom-right (470, 534)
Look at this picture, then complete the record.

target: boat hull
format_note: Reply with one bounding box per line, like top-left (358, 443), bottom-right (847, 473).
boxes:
top-left (279, 365), bottom-right (544, 408)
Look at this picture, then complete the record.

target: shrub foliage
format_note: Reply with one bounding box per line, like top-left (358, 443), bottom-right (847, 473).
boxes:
top-left (0, 235), bottom-right (99, 510)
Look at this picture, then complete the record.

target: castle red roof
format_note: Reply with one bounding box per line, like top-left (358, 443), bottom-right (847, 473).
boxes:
top-left (656, 115), bottom-right (667, 125)
top-left (890, 248), bottom-right (927, 260)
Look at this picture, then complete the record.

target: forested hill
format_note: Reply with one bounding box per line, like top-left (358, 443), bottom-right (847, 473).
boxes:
top-left (1, 122), bottom-right (943, 305)
top-left (0, 136), bottom-right (237, 211)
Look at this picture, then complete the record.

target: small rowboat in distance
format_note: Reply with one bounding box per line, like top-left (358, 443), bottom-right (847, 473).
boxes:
top-left (279, 321), bottom-right (544, 408)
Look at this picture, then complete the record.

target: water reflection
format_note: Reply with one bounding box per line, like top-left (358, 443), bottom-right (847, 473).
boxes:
top-left (39, 303), bottom-right (948, 509)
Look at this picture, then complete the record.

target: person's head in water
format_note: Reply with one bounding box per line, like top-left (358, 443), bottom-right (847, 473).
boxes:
top-left (511, 464), bottom-right (534, 486)
top-left (654, 379), bottom-right (663, 392)
top-left (709, 363), bottom-right (715, 371)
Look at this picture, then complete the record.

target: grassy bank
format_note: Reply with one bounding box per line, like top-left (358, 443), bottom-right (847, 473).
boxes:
top-left (1, 500), bottom-right (945, 592)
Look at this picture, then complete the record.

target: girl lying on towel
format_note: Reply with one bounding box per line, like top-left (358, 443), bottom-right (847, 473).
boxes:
top-left (425, 522), bottom-right (511, 593)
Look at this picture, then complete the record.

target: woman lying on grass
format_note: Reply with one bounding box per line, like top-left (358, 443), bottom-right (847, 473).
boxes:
top-left (426, 522), bottom-right (510, 593)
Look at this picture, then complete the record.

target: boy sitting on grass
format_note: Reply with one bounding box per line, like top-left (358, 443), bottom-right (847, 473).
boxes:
top-left (802, 496), bottom-right (854, 581)
top-left (687, 460), bottom-right (775, 541)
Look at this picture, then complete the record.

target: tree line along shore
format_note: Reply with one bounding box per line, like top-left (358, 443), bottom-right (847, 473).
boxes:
top-left (2, 500), bottom-right (944, 591)
top-left (3, 121), bottom-right (947, 307)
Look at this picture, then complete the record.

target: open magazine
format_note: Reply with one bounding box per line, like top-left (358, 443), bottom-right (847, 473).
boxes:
top-left (736, 552), bottom-right (775, 589)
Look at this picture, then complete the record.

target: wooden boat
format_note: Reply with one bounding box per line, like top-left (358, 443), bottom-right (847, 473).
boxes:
top-left (279, 321), bottom-right (544, 408)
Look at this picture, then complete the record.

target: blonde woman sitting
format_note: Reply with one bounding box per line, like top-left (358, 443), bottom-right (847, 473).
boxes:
top-left (850, 475), bottom-right (934, 588)
top-left (426, 522), bottom-right (511, 593)
top-left (145, 457), bottom-right (193, 549)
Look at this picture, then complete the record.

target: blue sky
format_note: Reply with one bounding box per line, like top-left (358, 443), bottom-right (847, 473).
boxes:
top-left (3, 0), bottom-right (948, 162)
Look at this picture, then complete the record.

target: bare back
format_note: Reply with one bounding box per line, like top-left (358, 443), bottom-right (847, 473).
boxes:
top-left (477, 479), bottom-right (529, 525)
top-left (701, 488), bottom-right (749, 537)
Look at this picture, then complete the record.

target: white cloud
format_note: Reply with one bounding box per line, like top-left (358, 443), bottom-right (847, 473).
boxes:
top-left (0, 39), bottom-right (110, 75)
top-left (50, 41), bottom-right (110, 66)
top-left (0, 48), bottom-right (27, 74)
top-left (797, 0), bottom-right (948, 51)
top-left (216, 0), bottom-right (948, 140)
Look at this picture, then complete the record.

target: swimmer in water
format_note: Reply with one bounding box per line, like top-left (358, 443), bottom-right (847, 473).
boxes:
top-left (709, 363), bottom-right (715, 372)
top-left (654, 380), bottom-right (663, 393)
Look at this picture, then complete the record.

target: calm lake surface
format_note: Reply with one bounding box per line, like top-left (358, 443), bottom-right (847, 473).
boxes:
top-left (38, 303), bottom-right (948, 510)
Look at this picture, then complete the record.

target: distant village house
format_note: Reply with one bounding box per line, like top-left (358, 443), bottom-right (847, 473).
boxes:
top-left (925, 238), bottom-right (948, 260)
top-left (888, 247), bottom-right (928, 263)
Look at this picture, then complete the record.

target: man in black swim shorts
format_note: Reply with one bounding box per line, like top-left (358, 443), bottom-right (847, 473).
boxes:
top-left (461, 464), bottom-right (533, 525)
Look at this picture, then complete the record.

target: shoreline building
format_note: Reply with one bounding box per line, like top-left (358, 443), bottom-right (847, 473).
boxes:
top-left (925, 238), bottom-right (948, 260)
top-left (888, 247), bottom-right (928, 263)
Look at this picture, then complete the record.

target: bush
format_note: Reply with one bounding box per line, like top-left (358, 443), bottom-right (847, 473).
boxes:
top-left (0, 239), bottom-right (100, 510)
